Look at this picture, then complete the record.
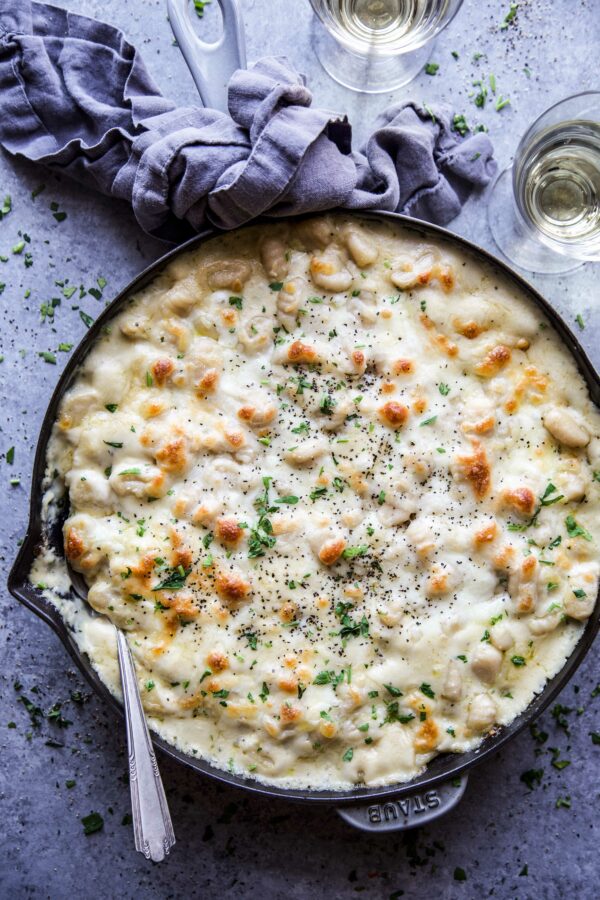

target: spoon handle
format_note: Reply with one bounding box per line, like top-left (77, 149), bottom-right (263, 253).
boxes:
top-left (116, 629), bottom-right (176, 862)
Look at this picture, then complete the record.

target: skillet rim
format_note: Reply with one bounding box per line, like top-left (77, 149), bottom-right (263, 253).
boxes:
top-left (8, 209), bottom-right (600, 805)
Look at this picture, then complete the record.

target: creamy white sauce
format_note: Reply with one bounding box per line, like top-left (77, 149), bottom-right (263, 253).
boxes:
top-left (32, 215), bottom-right (600, 790)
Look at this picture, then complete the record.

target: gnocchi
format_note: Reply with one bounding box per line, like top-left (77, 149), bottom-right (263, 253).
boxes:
top-left (36, 214), bottom-right (600, 792)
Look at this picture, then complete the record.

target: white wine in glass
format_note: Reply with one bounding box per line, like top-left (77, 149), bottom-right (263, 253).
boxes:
top-left (309, 0), bottom-right (464, 93)
top-left (517, 120), bottom-right (600, 253)
top-left (488, 92), bottom-right (600, 273)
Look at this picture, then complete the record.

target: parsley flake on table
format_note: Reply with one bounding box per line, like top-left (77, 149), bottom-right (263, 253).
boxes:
top-left (0, 195), bottom-right (11, 219)
top-left (500, 2), bottom-right (519, 30)
top-left (452, 114), bottom-right (470, 137)
top-left (81, 812), bottom-right (104, 835)
top-left (520, 768), bottom-right (543, 790)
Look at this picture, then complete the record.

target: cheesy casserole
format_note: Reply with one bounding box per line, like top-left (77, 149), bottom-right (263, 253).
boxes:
top-left (37, 214), bottom-right (600, 789)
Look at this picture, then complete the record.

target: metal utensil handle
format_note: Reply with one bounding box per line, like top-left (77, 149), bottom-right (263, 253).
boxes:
top-left (167, 0), bottom-right (246, 112)
top-left (336, 774), bottom-right (469, 832)
top-left (116, 629), bottom-right (176, 862)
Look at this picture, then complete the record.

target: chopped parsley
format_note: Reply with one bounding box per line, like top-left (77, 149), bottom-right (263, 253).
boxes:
top-left (565, 515), bottom-right (592, 541)
top-left (341, 545), bottom-right (368, 559)
top-left (211, 688), bottom-right (229, 700)
top-left (540, 483), bottom-right (563, 506)
top-left (500, 2), bottom-right (518, 30)
top-left (291, 422), bottom-right (310, 435)
top-left (520, 768), bottom-right (543, 790)
top-left (335, 601), bottom-right (369, 642)
top-left (424, 62), bottom-right (439, 76)
top-left (420, 683), bottom-right (435, 699)
top-left (0, 195), bottom-right (11, 219)
top-left (241, 632), bottom-right (258, 651)
top-left (152, 566), bottom-right (191, 591)
top-left (81, 812), bottom-right (104, 835)
top-left (314, 670), bottom-right (344, 687)
top-left (452, 114), bottom-right (470, 137)
top-left (383, 683), bottom-right (403, 697)
top-left (319, 394), bottom-right (336, 415)
top-left (193, 0), bottom-right (211, 17)
top-left (248, 476), bottom-right (277, 559)
top-left (383, 701), bottom-right (414, 725)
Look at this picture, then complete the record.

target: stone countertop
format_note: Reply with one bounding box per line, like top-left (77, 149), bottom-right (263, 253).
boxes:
top-left (1, 1), bottom-right (599, 897)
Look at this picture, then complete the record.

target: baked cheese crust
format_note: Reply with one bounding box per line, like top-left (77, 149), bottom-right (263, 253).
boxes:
top-left (39, 215), bottom-right (600, 789)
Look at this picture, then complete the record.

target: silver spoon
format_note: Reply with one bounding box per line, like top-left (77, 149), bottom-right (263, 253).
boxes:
top-left (68, 564), bottom-right (175, 862)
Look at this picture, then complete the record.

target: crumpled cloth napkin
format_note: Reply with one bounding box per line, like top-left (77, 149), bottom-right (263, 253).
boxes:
top-left (0, 0), bottom-right (496, 242)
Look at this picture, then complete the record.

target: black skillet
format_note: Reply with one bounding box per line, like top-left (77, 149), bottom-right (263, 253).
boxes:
top-left (8, 209), bottom-right (600, 832)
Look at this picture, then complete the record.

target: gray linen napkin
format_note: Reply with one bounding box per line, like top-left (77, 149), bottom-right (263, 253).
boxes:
top-left (0, 1), bottom-right (496, 242)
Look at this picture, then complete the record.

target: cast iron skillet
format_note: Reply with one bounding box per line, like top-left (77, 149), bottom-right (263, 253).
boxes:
top-left (8, 211), bottom-right (600, 833)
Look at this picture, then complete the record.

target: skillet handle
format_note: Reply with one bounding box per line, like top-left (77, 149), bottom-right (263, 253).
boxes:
top-left (167, 0), bottom-right (247, 112)
top-left (336, 775), bottom-right (469, 832)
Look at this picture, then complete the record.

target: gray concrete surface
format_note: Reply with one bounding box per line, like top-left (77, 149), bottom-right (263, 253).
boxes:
top-left (1, 1), bottom-right (599, 897)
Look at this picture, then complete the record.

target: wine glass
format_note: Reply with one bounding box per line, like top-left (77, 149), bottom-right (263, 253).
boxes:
top-left (308, 0), bottom-right (464, 94)
top-left (488, 92), bottom-right (600, 274)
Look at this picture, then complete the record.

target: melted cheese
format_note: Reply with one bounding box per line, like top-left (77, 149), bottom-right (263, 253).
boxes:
top-left (35, 215), bottom-right (600, 790)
